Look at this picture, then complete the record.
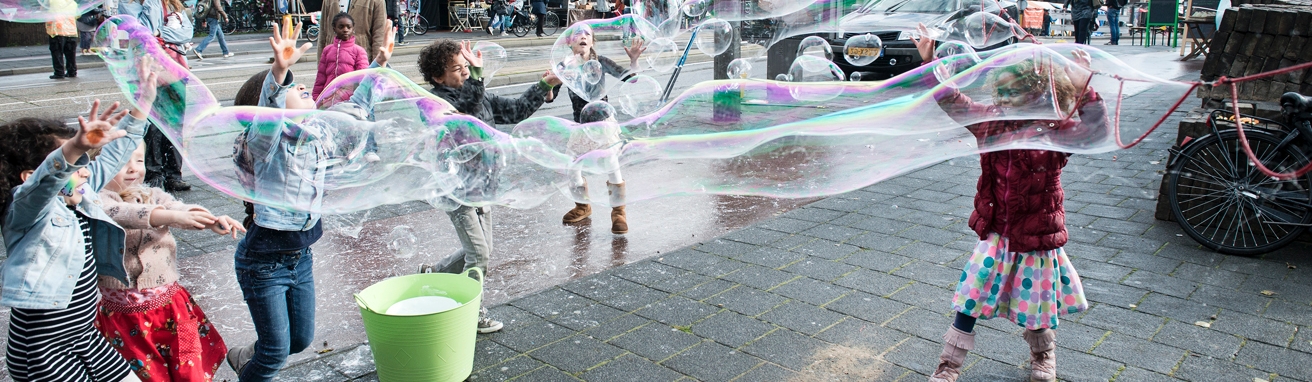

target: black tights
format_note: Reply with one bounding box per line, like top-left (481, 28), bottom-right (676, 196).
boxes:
top-left (953, 312), bottom-right (1047, 334)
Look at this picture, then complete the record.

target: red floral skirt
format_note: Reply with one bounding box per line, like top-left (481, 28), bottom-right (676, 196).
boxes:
top-left (95, 283), bottom-right (227, 382)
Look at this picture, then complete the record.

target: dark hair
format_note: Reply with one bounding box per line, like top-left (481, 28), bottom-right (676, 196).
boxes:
top-left (0, 118), bottom-right (77, 221)
top-left (233, 69), bottom-right (271, 229)
top-left (417, 40), bottom-right (463, 89)
top-left (332, 12), bottom-right (355, 28)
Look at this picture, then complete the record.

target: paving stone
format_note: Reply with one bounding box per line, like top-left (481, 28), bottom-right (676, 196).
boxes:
top-left (515, 365), bottom-right (582, 381)
top-left (842, 250), bottom-right (915, 273)
top-left (1086, 217), bottom-right (1153, 236)
top-left (1121, 270), bottom-right (1197, 299)
top-left (582, 313), bottom-right (651, 342)
top-left (740, 329), bottom-right (827, 370)
top-left (488, 318), bottom-right (578, 353)
top-left (835, 269), bottom-right (913, 297)
top-left (1154, 242), bottom-right (1224, 267)
top-left (690, 310), bottom-right (775, 348)
top-left (692, 258), bottom-right (750, 278)
top-left (648, 272), bottom-right (715, 294)
top-left (732, 362), bottom-right (801, 382)
top-left (1107, 253), bottom-right (1183, 275)
top-left (706, 286), bottom-right (788, 317)
top-left (1066, 226), bottom-right (1109, 245)
top-left (529, 335), bottom-right (625, 373)
top-left (1238, 276), bottom-right (1312, 306)
top-left (1172, 262), bottom-right (1249, 288)
top-left (882, 336), bottom-right (943, 375)
top-left (771, 277), bottom-right (851, 306)
top-left (893, 241), bottom-right (966, 265)
top-left (675, 278), bottom-right (736, 300)
top-left (330, 345), bottom-right (376, 379)
top-left (578, 354), bottom-right (685, 382)
top-left (608, 323), bottom-right (703, 361)
top-left (780, 208), bottom-right (847, 223)
top-left (1135, 293), bottom-right (1221, 324)
top-left (1152, 320), bottom-right (1243, 359)
top-left (971, 327), bottom-right (1030, 365)
top-left (1091, 333), bottom-right (1187, 374)
top-left (767, 234), bottom-right (816, 251)
top-left (597, 285), bottom-right (671, 312)
top-left (781, 257), bottom-right (858, 282)
top-left (733, 246), bottom-right (807, 269)
top-left (815, 318), bottom-right (910, 351)
top-left (1054, 347), bottom-right (1122, 382)
top-left (693, 239), bottom-right (760, 258)
top-left (824, 291), bottom-right (912, 324)
top-left (662, 341), bottom-right (762, 381)
top-left (1211, 310), bottom-right (1298, 347)
top-left (960, 358), bottom-right (1029, 382)
top-left (1078, 305), bottom-right (1165, 340)
top-left (846, 232), bottom-right (916, 252)
top-left (886, 307), bottom-right (951, 341)
top-left (888, 281), bottom-right (952, 308)
top-left (720, 227), bottom-right (790, 246)
top-left (655, 249), bottom-right (730, 273)
top-left (1074, 260), bottom-right (1135, 283)
top-left (759, 301), bottom-right (846, 336)
top-left (799, 224), bottom-right (867, 243)
top-left (1174, 354), bottom-right (1271, 382)
top-left (275, 360), bottom-right (348, 382)
top-left (472, 355), bottom-right (545, 381)
top-left (890, 261), bottom-right (961, 289)
top-left (1192, 284), bottom-right (1271, 316)
top-left (549, 303), bottom-right (628, 331)
top-left (790, 239), bottom-right (862, 260)
top-left (848, 216), bottom-right (909, 235)
top-left (1234, 340), bottom-right (1312, 380)
top-left (1054, 321), bottom-right (1110, 353)
top-left (1081, 279), bottom-right (1149, 308)
top-left (810, 197), bottom-right (876, 212)
top-left (1291, 325), bottom-right (1312, 353)
top-left (830, 212), bottom-right (877, 227)
top-left (1263, 300), bottom-right (1312, 327)
top-left (633, 296), bottom-right (720, 327)
top-left (510, 287), bottom-right (595, 319)
top-left (895, 225), bottom-right (967, 246)
top-left (721, 264), bottom-right (796, 290)
top-left (560, 276), bottom-right (644, 302)
top-left (611, 261), bottom-right (685, 285)
top-left (474, 340), bottom-right (520, 373)
top-left (1217, 256), bottom-right (1294, 277)
top-left (1114, 366), bottom-right (1183, 382)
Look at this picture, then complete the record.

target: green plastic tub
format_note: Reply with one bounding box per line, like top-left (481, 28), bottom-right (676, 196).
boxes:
top-left (355, 268), bottom-right (483, 382)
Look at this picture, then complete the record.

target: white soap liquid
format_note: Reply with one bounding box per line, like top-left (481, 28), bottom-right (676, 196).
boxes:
top-left (385, 296), bottom-right (461, 316)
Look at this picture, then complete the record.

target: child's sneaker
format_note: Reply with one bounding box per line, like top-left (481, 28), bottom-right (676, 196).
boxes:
top-left (364, 152), bottom-right (381, 162)
top-left (478, 307), bottom-right (503, 333)
top-left (226, 343), bottom-right (255, 375)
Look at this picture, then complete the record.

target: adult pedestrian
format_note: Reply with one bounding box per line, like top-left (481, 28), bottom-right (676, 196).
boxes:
top-left (385, 0), bottom-right (407, 46)
top-left (46, 15), bottom-right (78, 79)
top-left (76, 7), bottom-right (103, 55)
top-left (319, 0), bottom-right (389, 61)
top-left (1105, 0), bottom-right (1126, 45)
top-left (1063, 0), bottom-right (1095, 44)
top-left (1041, 9), bottom-right (1051, 36)
top-left (531, 0), bottom-right (547, 37)
top-left (119, 0), bottom-right (163, 35)
top-left (194, 0), bottom-right (233, 59)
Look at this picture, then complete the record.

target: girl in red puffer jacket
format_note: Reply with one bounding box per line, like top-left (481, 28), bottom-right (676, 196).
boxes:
top-left (313, 12), bottom-right (370, 99)
top-left (913, 24), bottom-right (1110, 382)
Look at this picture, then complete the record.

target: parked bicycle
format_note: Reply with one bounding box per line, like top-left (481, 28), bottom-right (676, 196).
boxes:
top-left (223, 0), bottom-right (270, 34)
top-left (508, 2), bottom-right (559, 37)
top-left (398, 0), bottom-right (429, 37)
top-left (1165, 92), bottom-right (1312, 255)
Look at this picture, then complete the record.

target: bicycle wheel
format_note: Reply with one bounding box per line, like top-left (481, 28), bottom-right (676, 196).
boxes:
top-left (306, 24), bottom-right (319, 40)
top-left (1168, 129), bottom-right (1312, 255)
top-left (542, 12), bottom-right (561, 36)
top-left (511, 14), bottom-right (530, 37)
top-left (413, 15), bottom-right (429, 35)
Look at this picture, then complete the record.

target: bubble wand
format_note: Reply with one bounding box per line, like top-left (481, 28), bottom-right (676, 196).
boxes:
top-left (659, 24), bottom-right (702, 103)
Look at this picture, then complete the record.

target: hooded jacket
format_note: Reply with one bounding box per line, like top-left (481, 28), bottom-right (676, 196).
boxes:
top-left (313, 34), bottom-right (370, 99)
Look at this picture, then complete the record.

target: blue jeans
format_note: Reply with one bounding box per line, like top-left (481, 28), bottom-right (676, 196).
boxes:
top-left (196, 17), bottom-right (229, 54)
top-left (234, 244), bottom-right (316, 382)
top-left (489, 14), bottom-right (509, 32)
top-left (1107, 9), bottom-right (1121, 44)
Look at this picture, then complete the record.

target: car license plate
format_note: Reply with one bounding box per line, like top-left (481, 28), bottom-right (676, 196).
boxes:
top-left (846, 47), bottom-right (880, 57)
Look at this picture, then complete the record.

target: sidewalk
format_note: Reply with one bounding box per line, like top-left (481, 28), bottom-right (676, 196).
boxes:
top-left (266, 79), bottom-right (1312, 380)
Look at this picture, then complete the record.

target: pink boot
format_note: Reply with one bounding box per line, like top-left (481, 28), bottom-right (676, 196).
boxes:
top-left (928, 326), bottom-right (975, 382)
top-left (1023, 329), bottom-right (1057, 382)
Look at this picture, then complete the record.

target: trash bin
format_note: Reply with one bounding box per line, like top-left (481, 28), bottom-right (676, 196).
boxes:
top-left (354, 268), bottom-right (483, 382)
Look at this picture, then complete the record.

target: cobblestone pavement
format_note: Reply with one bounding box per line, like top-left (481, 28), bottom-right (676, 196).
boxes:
top-left (264, 76), bottom-right (1312, 380)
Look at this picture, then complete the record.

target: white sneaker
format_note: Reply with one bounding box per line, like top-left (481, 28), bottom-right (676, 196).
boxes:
top-left (193, 50), bottom-right (204, 60)
top-left (477, 307), bottom-right (503, 334)
top-left (501, 31), bottom-right (509, 36)
top-left (223, 52), bottom-right (235, 58)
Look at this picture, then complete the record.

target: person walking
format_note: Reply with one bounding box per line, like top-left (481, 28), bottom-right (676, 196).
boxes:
top-left (1063, 0), bottom-right (1095, 44)
top-left (319, 0), bottom-right (389, 62)
top-left (531, 0), bottom-right (547, 37)
top-left (1105, 0), bottom-right (1126, 45)
top-left (194, 0), bottom-right (233, 60)
top-left (386, 0), bottom-right (407, 46)
top-left (47, 14), bottom-right (79, 79)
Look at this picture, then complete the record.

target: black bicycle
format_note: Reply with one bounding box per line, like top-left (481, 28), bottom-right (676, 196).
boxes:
top-left (1165, 92), bottom-right (1312, 255)
top-left (223, 0), bottom-right (269, 35)
top-left (509, 3), bottom-right (560, 37)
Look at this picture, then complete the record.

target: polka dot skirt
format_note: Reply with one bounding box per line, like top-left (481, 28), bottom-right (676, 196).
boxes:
top-left (951, 233), bottom-right (1089, 330)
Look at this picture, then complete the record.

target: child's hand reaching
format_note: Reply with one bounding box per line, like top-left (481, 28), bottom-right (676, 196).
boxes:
top-left (131, 55), bottom-right (161, 119)
top-left (63, 100), bottom-right (129, 163)
top-left (205, 215), bottom-right (246, 239)
top-left (1066, 49), bottom-right (1094, 92)
top-left (161, 210), bottom-right (218, 230)
top-left (912, 23), bottom-right (936, 64)
top-left (460, 40), bottom-right (483, 69)
top-left (270, 22), bottom-right (313, 84)
top-left (375, 19), bottom-right (395, 67)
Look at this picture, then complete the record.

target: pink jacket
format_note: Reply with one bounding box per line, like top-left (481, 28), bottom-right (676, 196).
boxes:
top-left (96, 187), bottom-right (207, 290)
top-left (314, 34), bottom-right (370, 99)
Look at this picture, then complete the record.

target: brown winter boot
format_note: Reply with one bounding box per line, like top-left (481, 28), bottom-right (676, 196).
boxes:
top-left (929, 326), bottom-right (975, 382)
top-left (607, 182), bottom-right (628, 234)
top-left (1023, 329), bottom-right (1057, 382)
top-left (562, 184), bottom-right (591, 223)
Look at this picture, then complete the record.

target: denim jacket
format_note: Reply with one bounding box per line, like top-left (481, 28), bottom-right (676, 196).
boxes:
top-left (1, 115), bottom-right (146, 309)
top-left (249, 70), bottom-right (325, 231)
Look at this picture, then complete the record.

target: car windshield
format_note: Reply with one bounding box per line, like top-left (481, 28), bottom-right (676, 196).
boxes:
top-left (858, 0), bottom-right (960, 13)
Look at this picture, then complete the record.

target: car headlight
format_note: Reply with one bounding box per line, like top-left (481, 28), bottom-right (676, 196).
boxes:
top-left (897, 30), bottom-right (914, 40)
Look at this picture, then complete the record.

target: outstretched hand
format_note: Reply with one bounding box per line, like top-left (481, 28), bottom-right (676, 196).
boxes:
top-left (64, 100), bottom-right (129, 162)
top-left (270, 23), bottom-right (313, 83)
top-left (375, 19), bottom-right (396, 66)
top-left (460, 40), bottom-right (483, 69)
top-left (1067, 49), bottom-right (1095, 92)
top-left (912, 23), bottom-right (935, 63)
top-left (132, 55), bottom-right (161, 118)
top-left (624, 37), bottom-right (646, 63)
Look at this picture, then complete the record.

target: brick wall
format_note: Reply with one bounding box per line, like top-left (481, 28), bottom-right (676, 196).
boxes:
top-left (0, 21), bottom-right (51, 47)
top-left (1197, 4), bottom-right (1312, 103)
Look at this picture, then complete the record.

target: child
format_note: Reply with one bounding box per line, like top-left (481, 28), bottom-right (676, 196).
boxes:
top-left (556, 25), bottom-right (644, 234)
top-left (313, 12), bottom-right (370, 100)
top-left (223, 22), bottom-right (392, 381)
top-left (94, 143), bottom-right (243, 382)
top-left (912, 25), bottom-right (1104, 382)
top-left (1, 79), bottom-right (157, 381)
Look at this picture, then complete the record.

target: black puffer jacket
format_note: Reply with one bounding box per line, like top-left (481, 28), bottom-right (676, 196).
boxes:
top-left (1064, 0), bottom-right (1096, 21)
top-left (429, 77), bottom-right (550, 126)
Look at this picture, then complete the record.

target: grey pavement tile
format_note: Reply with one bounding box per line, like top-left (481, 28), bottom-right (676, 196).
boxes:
top-left (674, 278), bottom-right (736, 301)
top-left (815, 318), bottom-right (910, 350)
top-left (328, 345), bottom-right (375, 379)
top-left (847, 232), bottom-right (916, 252)
top-left (756, 217), bottom-right (822, 234)
top-left (906, 189), bottom-right (957, 203)
top-left (707, 285), bottom-right (788, 317)
top-left (800, 224), bottom-right (867, 243)
top-left (596, 285), bottom-right (671, 312)
top-left (608, 323), bottom-right (703, 361)
top-left (1066, 226), bottom-right (1110, 245)
top-left (1262, 299), bottom-right (1312, 327)
top-left (721, 264), bottom-right (796, 290)
top-left (1235, 340), bottom-right (1312, 381)
top-left (1055, 321), bottom-right (1110, 353)
top-left (528, 335), bottom-right (625, 373)
top-left (578, 354), bottom-right (685, 382)
top-left (771, 277), bottom-right (852, 306)
top-left (581, 314), bottom-right (651, 342)
top-left (824, 291), bottom-right (912, 324)
top-left (691, 310), bottom-right (776, 348)
top-left (1078, 305), bottom-right (1166, 340)
top-left (731, 363), bottom-right (801, 382)
top-left (886, 307), bottom-right (952, 341)
top-left (1121, 270), bottom-right (1197, 299)
top-left (808, 197), bottom-right (875, 213)
top-left (489, 319), bottom-right (578, 353)
top-left (848, 216), bottom-right (911, 236)
top-left (740, 329), bottom-right (828, 371)
top-left (655, 249), bottom-right (730, 273)
top-left (887, 282), bottom-right (952, 308)
top-left (633, 296), bottom-right (720, 327)
top-left (1054, 347), bottom-right (1123, 382)
top-left (648, 271), bottom-right (714, 294)
top-left (720, 227), bottom-right (790, 246)
top-left (831, 211), bottom-right (883, 226)
top-left (1114, 366), bottom-right (1183, 382)
top-left (1063, 242), bottom-right (1121, 262)
top-left (1136, 293), bottom-right (1222, 324)
top-left (890, 261), bottom-right (962, 289)
top-left (1237, 276), bottom-right (1312, 306)
top-left (959, 358), bottom-right (1029, 382)
top-left (1174, 354), bottom-right (1271, 382)
top-left (1091, 333), bottom-right (1187, 374)
top-left (789, 239), bottom-right (862, 260)
top-left (1107, 253), bottom-right (1183, 276)
top-left (893, 241), bottom-right (967, 265)
top-left (350, 372), bottom-right (380, 382)
top-left (733, 246), bottom-right (807, 269)
top-left (611, 260), bottom-right (685, 285)
top-left (842, 250), bottom-right (915, 273)
top-left (1171, 262), bottom-right (1249, 288)
top-left (275, 360), bottom-right (348, 382)
top-left (882, 336), bottom-right (943, 375)
top-left (694, 239), bottom-right (760, 258)
top-left (971, 327), bottom-right (1030, 366)
top-left (1293, 325), bottom-right (1312, 354)
top-left (766, 234), bottom-right (816, 251)
top-left (759, 300), bottom-right (847, 336)
top-left (780, 208), bottom-right (848, 224)
top-left (471, 355), bottom-right (544, 381)
top-left (1080, 279), bottom-right (1149, 308)
top-left (1217, 256), bottom-right (1294, 277)
top-left (1074, 260), bottom-right (1135, 283)
top-left (1154, 242), bottom-right (1225, 267)
top-left (485, 305), bottom-right (542, 330)
top-left (896, 225), bottom-right (967, 247)
top-left (693, 258), bottom-right (750, 279)
top-left (662, 341), bottom-right (763, 381)
top-left (509, 287), bottom-right (594, 319)
top-left (560, 275), bottom-right (644, 302)
top-left (1152, 320), bottom-right (1243, 359)
top-left (1192, 284), bottom-right (1271, 316)
top-left (514, 365), bottom-right (582, 381)
top-left (549, 303), bottom-right (627, 331)
top-left (835, 269), bottom-right (913, 297)
top-left (781, 257), bottom-right (858, 282)
top-left (1086, 218), bottom-right (1153, 236)
top-left (1064, 213), bottom-right (1098, 230)
top-left (1211, 311), bottom-right (1297, 347)
top-left (475, 340), bottom-right (521, 374)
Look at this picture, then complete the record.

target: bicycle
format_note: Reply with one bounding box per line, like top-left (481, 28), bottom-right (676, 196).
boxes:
top-left (508, 3), bottom-right (559, 37)
top-left (398, 0), bottom-right (429, 37)
top-left (223, 0), bottom-right (269, 34)
top-left (1165, 92), bottom-right (1312, 255)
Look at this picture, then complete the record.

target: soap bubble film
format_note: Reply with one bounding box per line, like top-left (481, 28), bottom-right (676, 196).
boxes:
top-left (842, 33), bottom-right (883, 67)
top-left (0, 0), bottom-right (101, 22)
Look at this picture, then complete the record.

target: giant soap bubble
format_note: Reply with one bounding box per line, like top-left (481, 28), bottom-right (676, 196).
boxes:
top-left (797, 36), bottom-right (833, 61)
top-left (551, 16), bottom-right (658, 104)
top-left (695, 18), bottom-right (733, 57)
top-left (472, 41), bottom-right (508, 79)
top-left (842, 33), bottom-right (883, 66)
top-left (788, 55), bottom-right (845, 101)
top-left (0, 0), bottom-right (99, 22)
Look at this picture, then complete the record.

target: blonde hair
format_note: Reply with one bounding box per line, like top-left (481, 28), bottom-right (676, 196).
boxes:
top-left (116, 185), bottom-right (155, 203)
top-left (164, 0), bottom-right (185, 12)
top-left (985, 58), bottom-right (1080, 115)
